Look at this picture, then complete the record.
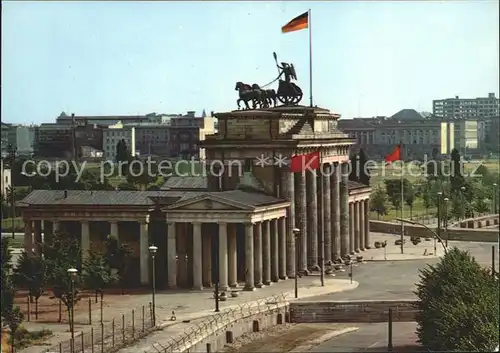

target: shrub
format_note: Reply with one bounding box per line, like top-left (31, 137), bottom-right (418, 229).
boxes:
top-left (415, 247), bottom-right (499, 352)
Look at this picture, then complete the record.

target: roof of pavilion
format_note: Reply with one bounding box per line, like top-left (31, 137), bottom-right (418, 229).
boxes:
top-left (17, 189), bottom-right (288, 209)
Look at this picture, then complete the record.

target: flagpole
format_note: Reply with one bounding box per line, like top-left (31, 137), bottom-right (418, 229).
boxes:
top-left (308, 8), bottom-right (313, 107)
top-left (400, 142), bottom-right (404, 254)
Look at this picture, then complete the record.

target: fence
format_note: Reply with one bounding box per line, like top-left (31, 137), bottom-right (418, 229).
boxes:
top-left (149, 293), bottom-right (289, 353)
top-left (43, 302), bottom-right (154, 353)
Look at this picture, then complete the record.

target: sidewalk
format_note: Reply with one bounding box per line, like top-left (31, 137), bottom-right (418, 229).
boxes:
top-left (115, 276), bottom-right (358, 353)
top-left (366, 232), bottom-right (445, 261)
top-left (18, 277), bottom-right (358, 353)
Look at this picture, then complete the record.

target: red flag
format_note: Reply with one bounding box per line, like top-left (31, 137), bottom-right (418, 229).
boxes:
top-left (385, 145), bottom-right (402, 164)
top-left (290, 151), bottom-right (320, 173)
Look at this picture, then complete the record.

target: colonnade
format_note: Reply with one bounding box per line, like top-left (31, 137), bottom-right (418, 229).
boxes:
top-left (281, 162), bottom-right (371, 278)
top-left (166, 218), bottom-right (287, 291)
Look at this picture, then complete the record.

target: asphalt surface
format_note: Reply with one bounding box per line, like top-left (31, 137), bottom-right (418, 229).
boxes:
top-left (308, 322), bottom-right (420, 352)
top-left (303, 240), bottom-right (498, 301)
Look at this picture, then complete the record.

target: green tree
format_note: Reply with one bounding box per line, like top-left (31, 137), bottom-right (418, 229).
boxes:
top-left (82, 251), bottom-right (117, 302)
top-left (384, 179), bottom-right (402, 210)
top-left (370, 187), bottom-right (390, 220)
top-left (127, 157), bottom-right (157, 190)
top-left (358, 149), bottom-right (370, 185)
top-left (403, 182), bottom-right (415, 218)
top-left (415, 248), bottom-right (499, 352)
top-left (12, 252), bottom-right (46, 319)
top-left (1, 237), bottom-right (25, 346)
top-left (348, 153), bottom-right (358, 182)
top-left (450, 195), bottom-right (465, 220)
top-left (449, 148), bottom-right (464, 193)
top-left (116, 139), bottom-right (130, 175)
top-left (104, 235), bottom-right (133, 294)
top-left (42, 231), bottom-right (82, 331)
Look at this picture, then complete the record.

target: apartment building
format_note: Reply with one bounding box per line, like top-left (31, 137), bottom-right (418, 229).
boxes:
top-left (433, 93), bottom-right (499, 120)
top-left (55, 111), bottom-right (175, 126)
top-left (102, 122), bottom-right (136, 161)
top-left (168, 111), bottom-right (216, 160)
top-left (1, 123), bottom-right (35, 158)
top-left (337, 109), bottom-right (456, 159)
top-left (34, 123), bottom-right (103, 159)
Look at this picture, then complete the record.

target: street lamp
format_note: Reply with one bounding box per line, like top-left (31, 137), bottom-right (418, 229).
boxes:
top-left (148, 245), bottom-right (158, 326)
top-left (67, 268), bottom-right (78, 353)
top-left (443, 197), bottom-right (449, 247)
top-left (293, 228), bottom-right (300, 299)
top-left (493, 183), bottom-right (498, 214)
top-left (460, 186), bottom-right (466, 220)
top-left (395, 218), bottom-right (448, 254)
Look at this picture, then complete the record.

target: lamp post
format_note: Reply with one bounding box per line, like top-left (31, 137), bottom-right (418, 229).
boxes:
top-left (293, 228), bottom-right (300, 299)
top-left (67, 268), bottom-right (78, 353)
top-left (443, 197), bottom-right (449, 247)
top-left (148, 245), bottom-right (158, 326)
top-left (460, 186), bottom-right (466, 220)
top-left (436, 192), bottom-right (443, 254)
top-left (493, 183), bottom-right (498, 214)
top-left (396, 218), bottom-right (448, 254)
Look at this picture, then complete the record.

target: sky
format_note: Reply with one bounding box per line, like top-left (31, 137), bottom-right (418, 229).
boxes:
top-left (1, 0), bottom-right (499, 124)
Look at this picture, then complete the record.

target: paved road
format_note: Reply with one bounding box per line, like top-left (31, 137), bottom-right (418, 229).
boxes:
top-left (303, 241), bottom-right (498, 301)
top-left (308, 322), bottom-right (420, 352)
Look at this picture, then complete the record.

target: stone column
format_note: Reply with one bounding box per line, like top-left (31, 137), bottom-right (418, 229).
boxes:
top-left (306, 170), bottom-right (319, 271)
top-left (81, 221), bottom-right (90, 261)
top-left (340, 163), bottom-right (350, 257)
top-left (364, 199), bottom-right (372, 248)
top-left (140, 221), bottom-right (149, 285)
top-left (228, 224), bottom-right (238, 287)
top-left (354, 202), bottom-right (361, 253)
top-left (43, 221), bottom-right (53, 245)
top-left (33, 221), bottom-right (42, 256)
top-left (331, 163), bottom-right (341, 261)
top-left (218, 222), bottom-right (229, 291)
top-left (281, 170), bottom-right (295, 278)
top-left (53, 221), bottom-right (60, 233)
top-left (167, 222), bottom-right (178, 289)
top-left (253, 223), bottom-right (263, 288)
top-left (297, 170), bottom-right (308, 273)
top-left (271, 219), bottom-right (280, 282)
top-left (244, 223), bottom-right (255, 291)
top-left (360, 201), bottom-right (366, 251)
top-left (349, 203), bottom-right (355, 254)
top-left (262, 221), bottom-right (271, 285)
top-left (278, 217), bottom-right (287, 280)
top-left (202, 231), bottom-right (212, 287)
top-left (323, 164), bottom-right (332, 265)
top-left (23, 218), bottom-right (33, 256)
top-left (177, 225), bottom-right (188, 287)
top-left (110, 221), bottom-right (119, 241)
top-left (192, 222), bottom-right (202, 290)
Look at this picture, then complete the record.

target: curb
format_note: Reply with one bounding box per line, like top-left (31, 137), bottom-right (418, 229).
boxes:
top-left (366, 255), bottom-right (442, 262)
top-left (289, 326), bottom-right (359, 352)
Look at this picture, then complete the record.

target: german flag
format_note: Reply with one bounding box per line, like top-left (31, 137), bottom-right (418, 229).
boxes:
top-left (281, 11), bottom-right (309, 33)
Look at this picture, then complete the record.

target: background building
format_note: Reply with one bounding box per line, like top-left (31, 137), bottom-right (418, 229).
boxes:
top-left (168, 111), bottom-right (216, 160)
top-left (433, 93), bottom-right (499, 120)
top-left (337, 109), bottom-right (459, 159)
top-left (34, 123), bottom-right (103, 159)
top-left (102, 122), bottom-right (136, 161)
top-left (1, 159), bottom-right (12, 197)
top-left (1, 123), bottom-right (35, 158)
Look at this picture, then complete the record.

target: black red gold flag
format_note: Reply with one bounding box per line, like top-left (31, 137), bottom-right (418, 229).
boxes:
top-left (281, 11), bottom-right (309, 33)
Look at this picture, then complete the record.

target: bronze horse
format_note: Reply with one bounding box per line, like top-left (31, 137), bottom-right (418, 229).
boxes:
top-left (251, 84), bottom-right (277, 108)
top-left (235, 82), bottom-right (262, 110)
